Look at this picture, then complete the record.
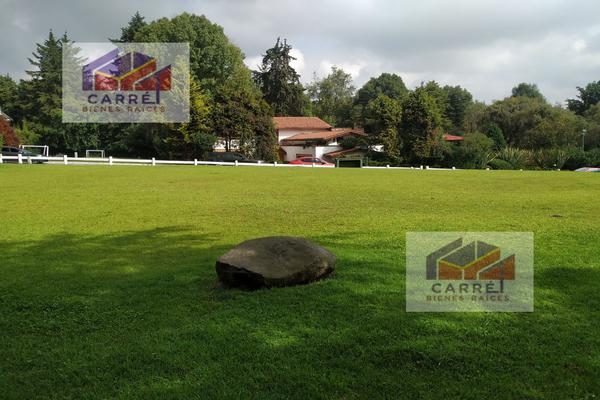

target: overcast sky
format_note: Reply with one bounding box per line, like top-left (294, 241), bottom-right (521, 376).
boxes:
top-left (1, 0), bottom-right (599, 104)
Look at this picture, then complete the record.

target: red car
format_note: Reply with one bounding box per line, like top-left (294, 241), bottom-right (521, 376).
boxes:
top-left (288, 157), bottom-right (334, 166)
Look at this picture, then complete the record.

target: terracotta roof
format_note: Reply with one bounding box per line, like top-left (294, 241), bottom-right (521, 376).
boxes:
top-left (443, 134), bottom-right (464, 141)
top-left (283, 128), bottom-right (366, 142)
top-left (323, 147), bottom-right (367, 158)
top-left (0, 107), bottom-right (12, 122)
top-left (273, 116), bottom-right (332, 130)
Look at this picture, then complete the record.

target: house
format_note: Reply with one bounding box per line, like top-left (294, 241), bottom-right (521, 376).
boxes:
top-left (443, 134), bottom-right (464, 142)
top-left (274, 117), bottom-right (366, 161)
top-left (0, 106), bottom-right (20, 147)
top-left (0, 107), bottom-right (12, 122)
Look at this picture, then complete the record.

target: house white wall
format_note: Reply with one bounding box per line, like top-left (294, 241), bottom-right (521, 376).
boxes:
top-left (280, 145), bottom-right (315, 160)
top-left (280, 145), bottom-right (343, 161)
top-left (315, 146), bottom-right (342, 159)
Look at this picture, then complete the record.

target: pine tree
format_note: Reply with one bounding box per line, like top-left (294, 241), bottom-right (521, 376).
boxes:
top-left (254, 38), bottom-right (307, 116)
top-left (111, 12), bottom-right (147, 42)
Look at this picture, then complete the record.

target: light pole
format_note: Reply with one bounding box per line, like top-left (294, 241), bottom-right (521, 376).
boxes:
top-left (581, 129), bottom-right (587, 151)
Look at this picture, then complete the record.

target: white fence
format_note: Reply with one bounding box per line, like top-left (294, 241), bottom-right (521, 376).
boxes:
top-left (0, 154), bottom-right (459, 170)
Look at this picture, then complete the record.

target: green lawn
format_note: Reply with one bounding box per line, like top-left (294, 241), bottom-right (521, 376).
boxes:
top-left (1, 165), bottom-right (599, 399)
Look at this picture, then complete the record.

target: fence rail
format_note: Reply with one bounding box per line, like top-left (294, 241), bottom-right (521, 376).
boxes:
top-left (0, 154), bottom-right (460, 170)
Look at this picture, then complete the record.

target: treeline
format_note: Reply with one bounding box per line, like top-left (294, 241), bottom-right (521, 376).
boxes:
top-left (0, 12), bottom-right (277, 160)
top-left (265, 49), bottom-right (600, 168)
top-left (1, 11), bottom-right (600, 169)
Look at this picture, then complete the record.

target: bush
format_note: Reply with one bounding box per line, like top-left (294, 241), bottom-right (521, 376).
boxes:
top-left (450, 132), bottom-right (494, 169)
top-left (563, 148), bottom-right (589, 170)
top-left (488, 159), bottom-right (514, 170)
top-left (532, 148), bottom-right (570, 170)
top-left (563, 147), bottom-right (600, 169)
top-left (586, 148), bottom-right (600, 166)
top-left (496, 147), bottom-right (530, 169)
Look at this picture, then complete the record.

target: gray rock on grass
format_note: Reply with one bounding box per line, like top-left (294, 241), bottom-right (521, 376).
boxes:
top-left (216, 236), bottom-right (336, 289)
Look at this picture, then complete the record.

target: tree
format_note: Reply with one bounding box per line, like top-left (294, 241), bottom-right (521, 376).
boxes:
top-left (443, 85), bottom-right (473, 131)
top-left (462, 101), bottom-right (489, 134)
top-left (212, 68), bottom-right (276, 159)
top-left (522, 106), bottom-right (582, 149)
top-left (253, 38), bottom-right (307, 116)
top-left (0, 75), bottom-right (19, 123)
top-left (511, 83), bottom-right (546, 102)
top-left (111, 11), bottom-right (147, 42)
top-left (307, 66), bottom-right (355, 126)
top-left (0, 117), bottom-right (19, 147)
top-left (133, 12), bottom-right (274, 159)
top-left (355, 73), bottom-right (408, 106)
top-left (453, 132), bottom-right (494, 169)
top-left (486, 96), bottom-right (551, 147)
top-left (18, 31), bottom-right (93, 153)
top-left (162, 77), bottom-right (214, 159)
top-left (400, 89), bottom-right (443, 161)
top-left (582, 103), bottom-right (600, 149)
top-left (135, 13), bottom-right (249, 95)
top-left (363, 94), bottom-right (402, 162)
top-left (487, 123), bottom-right (506, 150)
top-left (567, 81), bottom-right (600, 115)
top-left (417, 81), bottom-right (451, 130)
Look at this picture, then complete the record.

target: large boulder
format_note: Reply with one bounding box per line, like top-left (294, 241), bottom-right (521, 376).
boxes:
top-left (216, 236), bottom-right (336, 289)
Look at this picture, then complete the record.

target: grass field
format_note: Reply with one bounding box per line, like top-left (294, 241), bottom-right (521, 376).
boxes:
top-left (1, 164), bottom-right (599, 399)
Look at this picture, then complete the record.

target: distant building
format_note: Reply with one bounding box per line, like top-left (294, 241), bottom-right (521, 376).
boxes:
top-left (0, 106), bottom-right (12, 122)
top-left (0, 106), bottom-right (20, 147)
top-left (274, 116), bottom-right (366, 161)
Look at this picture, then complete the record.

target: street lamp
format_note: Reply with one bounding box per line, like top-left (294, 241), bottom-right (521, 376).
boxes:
top-left (581, 129), bottom-right (587, 151)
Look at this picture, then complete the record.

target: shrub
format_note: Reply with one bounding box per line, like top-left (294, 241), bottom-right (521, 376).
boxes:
top-left (532, 148), bottom-right (570, 170)
top-left (496, 146), bottom-right (530, 169)
top-left (563, 148), bottom-right (589, 170)
top-left (488, 159), bottom-right (514, 170)
top-left (451, 132), bottom-right (495, 169)
top-left (585, 148), bottom-right (600, 166)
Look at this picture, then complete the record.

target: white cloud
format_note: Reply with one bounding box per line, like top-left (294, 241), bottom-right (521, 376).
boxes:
top-left (3, 0), bottom-right (600, 104)
top-left (289, 48), bottom-right (305, 75)
top-left (573, 39), bottom-right (587, 53)
top-left (244, 55), bottom-right (262, 71)
top-left (317, 60), bottom-right (364, 79)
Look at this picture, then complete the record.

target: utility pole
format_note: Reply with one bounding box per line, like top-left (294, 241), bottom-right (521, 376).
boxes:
top-left (582, 129), bottom-right (587, 151)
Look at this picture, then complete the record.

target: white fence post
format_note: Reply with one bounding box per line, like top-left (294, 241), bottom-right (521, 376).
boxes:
top-left (0, 154), bottom-right (3, 164)
top-left (274, 161), bottom-right (277, 166)
top-left (18, 153), bottom-right (23, 164)
top-left (386, 164), bottom-right (390, 168)
top-left (74, 151), bottom-right (78, 158)
top-left (151, 157), bottom-right (156, 166)
top-left (452, 166), bottom-right (456, 170)
top-left (63, 155), bottom-right (68, 165)
top-left (194, 159), bottom-right (198, 166)
top-left (109, 156), bottom-right (113, 165)
top-left (235, 160), bottom-right (238, 166)
top-left (27, 156), bottom-right (32, 164)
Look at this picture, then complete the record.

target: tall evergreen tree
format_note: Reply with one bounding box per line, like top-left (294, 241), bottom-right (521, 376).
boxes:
top-left (443, 85), bottom-right (473, 131)
top-left (254, 38), bottom-right (307, 116)
top-left (111, 12), bottom-right (147, 42)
